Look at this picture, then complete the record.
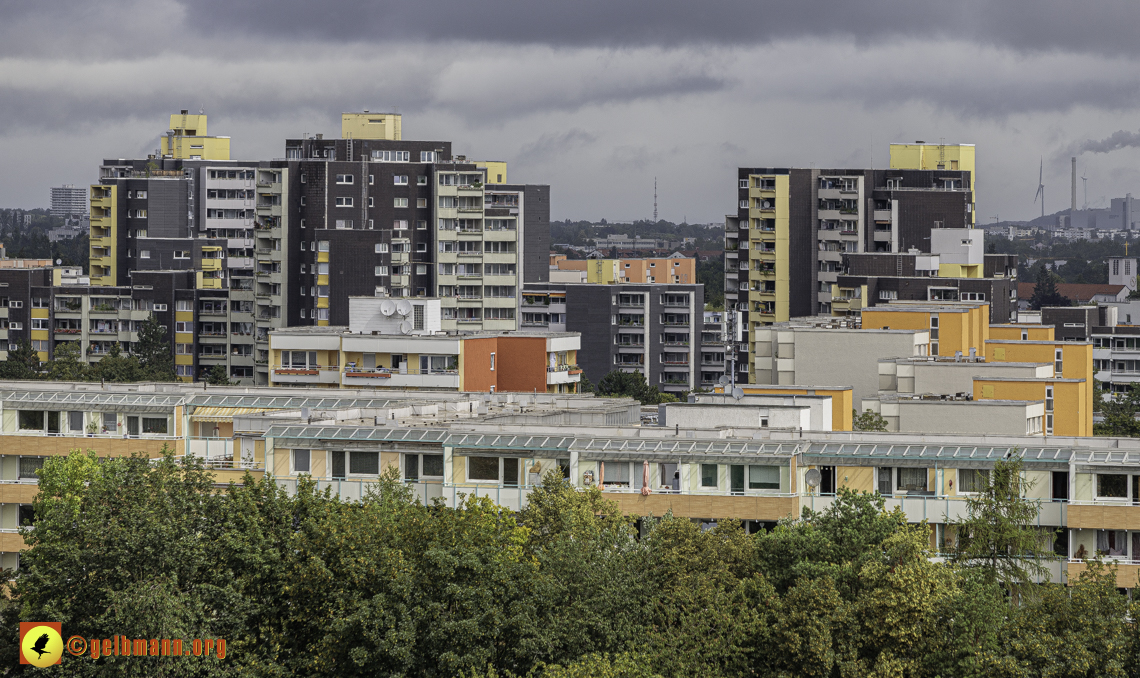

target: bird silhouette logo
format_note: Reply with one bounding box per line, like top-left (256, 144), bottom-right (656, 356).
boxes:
top-left (31, 633), bottom-right (50, 658)
top-left (19, 622), bottom-right (63, 667)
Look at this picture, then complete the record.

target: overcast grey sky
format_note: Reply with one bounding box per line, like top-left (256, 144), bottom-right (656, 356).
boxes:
top-left (4, 0), bottom-right (1140, 222)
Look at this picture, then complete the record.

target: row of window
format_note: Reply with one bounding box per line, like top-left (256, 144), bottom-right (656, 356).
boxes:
top-left (16, 410), bottom-right (168, 435)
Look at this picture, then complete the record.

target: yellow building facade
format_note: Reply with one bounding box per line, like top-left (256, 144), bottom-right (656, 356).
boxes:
top-left (340, 112), bottom-right (402, 140)
top-left (160, 112), bottom-right (230, 160)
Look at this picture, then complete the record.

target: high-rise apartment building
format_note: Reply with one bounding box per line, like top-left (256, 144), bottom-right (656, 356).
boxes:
top-left (86, 111), bottom-right (552, 382)
top-left (277, 121), bottom-right (547, 331)
top-left (50, 185), bottom-right (87, 218)
top-left (520, 282), bottom-right (705, 395)
top-left (725, 166), bottom-right (973, 384)
top-left (889, 142), bottom-right (976, 224)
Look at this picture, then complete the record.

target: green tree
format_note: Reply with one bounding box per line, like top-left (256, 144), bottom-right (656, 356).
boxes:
top-left (596, 369), bottom-right (665, 405)
top-left (1028, 266), bottom-right (1071, 309)
top-left (136, 312), bottom-right (177, 381)
top-left (91, 342), bottom-right (142, 383)
top-left (205, 364), bottom-right (234, 386)
top-left (0, 338), bottom-right (41, 380)
top-left (852, 408), bottom-right (889, 432)
top-left (950, 454), bottom-right (1054, 597)
top-left (1095, 387), bottom-right (1140, 437)
top-left (46, 340), bottom-right (89, 381)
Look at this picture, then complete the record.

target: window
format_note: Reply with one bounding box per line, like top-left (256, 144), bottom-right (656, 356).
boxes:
top-left (142, 417), bottom-right (167, 434)
top-left (748, 465), bottom-right (780, 490)
top-left (175, 321), bottom-right (193, 333)
top-left (8, 321), bottom-right (21, 330)
top-left (317, 263), bottom-right (329, 275)
top-left (139, 250), bottom-right (151, 259)
top-left (394, 198), bottom-right (408, 208)
top-left (176, 300), bottom-right (192, 311)
top-left (394, 220), bottom-right (408, 230)
top-left (417, 175), bottom-right (428, 185)
top-left (394, 175), bottom-right (408, 185)
top-left (1098, 474), bottom-right (1128, 499)
top-left (485, 308), bottom-right (515, 320)
top-left (371, 150), bottom-right (410, 162)
top-left (421, 151), bottom-right (436, 162)
top-left (18, 410), bottom-right (45, 431)
top-left (417, 198), bottom-right (428, 208)
top-left (8, 301), bottom-right (21, 308)
top-left (32, 340), bottom-right (48, 352)
top-left (335, 197), bottom-right (353, 207)
top-left (293, 449), bottom-right (311, 474)
top-left (335, 174), bottom-right (354, 184)
top-left (176, 365), bottom-right (194, 377)
top-left (173, 251), bottom-right (189, 260)
top-left (19, 456), bottom-right (44, 479)
top-left (318, 241), bottom-right (329, 252)
top-left (153, 303), bottom-right (167, 312)
top-left (375, 266), bottom-right (389, 276)
top-left (602, 462), bottom-right (631, 487)
top-left (469, 456), bottom-right (500, 481)
top-left (349, 451), bottom-right (380, 475)
top-left (489, 353), bottom-right (496, 371)
top-left (335, 219), bottom-right (352, 229)
top-left (375, 243), bottom-right (389, 253)
top-left (700, 464), bottom-right (718, 488)
top-left (897, 468), bottom-right (928, 493)
top-left (1055, 349), bottom-right (1063, 375)
top-left (958, 469), bottom-right (989, 493)
top-left (30, 319), bottom-right (48, 330)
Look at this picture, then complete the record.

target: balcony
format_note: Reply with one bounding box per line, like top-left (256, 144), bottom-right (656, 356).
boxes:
top-left (341, 368), bottom-right (461, 389)
top-left (272, 367), bottom-right (340, 385)
top-left (547, 365), bottom-right (583, 385)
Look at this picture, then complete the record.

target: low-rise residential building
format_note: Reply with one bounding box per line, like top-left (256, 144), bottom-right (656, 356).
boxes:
top-left (6, 380), bottom-right (1140, 587)
top-left (521, 282), bottom-right (704, 395)
top-left (552, 256), bottom-right (696, 284)
top-left (268, 297), bottom-right (580, 392)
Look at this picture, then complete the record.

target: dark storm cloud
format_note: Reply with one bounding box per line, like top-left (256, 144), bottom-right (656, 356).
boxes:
top-left (177, 0), bottom-right (1140, 56)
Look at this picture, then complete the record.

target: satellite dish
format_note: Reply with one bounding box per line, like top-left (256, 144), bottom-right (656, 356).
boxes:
top-left (380, 300), bottom-right (396, 316)
top-left (399, 321), bottom-right (413, 334)
top-left (805, 469), bottom-right (821, 489)
top-left (732, 387), bottom-right (744, 401)
top-left (55, 259), bottom-right (62, 265)
top-left (718, 376), bottom-right (731, 386)
top-left (395, 300), bottom-right (413, 316)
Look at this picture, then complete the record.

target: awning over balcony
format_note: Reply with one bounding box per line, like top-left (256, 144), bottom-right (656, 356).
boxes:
top-left (190, 406), bottom-right (275, 423)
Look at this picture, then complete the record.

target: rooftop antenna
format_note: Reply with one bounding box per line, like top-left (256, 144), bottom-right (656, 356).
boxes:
top-left (1034, 157), bottom-right (1045, 219)
top-left (653, 177), bottom-right (658, 222)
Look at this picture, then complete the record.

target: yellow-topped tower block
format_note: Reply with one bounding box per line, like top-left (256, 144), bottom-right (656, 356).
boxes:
top-left (341, 112), bottom-right (402, 140)
top-left (160, 110), bottom-right (230, 160)
top-left (890, 142), bottom-right (976, 225)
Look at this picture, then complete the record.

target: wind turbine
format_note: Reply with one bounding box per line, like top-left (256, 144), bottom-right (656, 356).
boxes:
top-left (1034, 158), bottom-right (1045, 219)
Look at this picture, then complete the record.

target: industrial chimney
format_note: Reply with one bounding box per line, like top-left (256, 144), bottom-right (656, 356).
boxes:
top-left (1072, 157), bottom-right (1077, 212)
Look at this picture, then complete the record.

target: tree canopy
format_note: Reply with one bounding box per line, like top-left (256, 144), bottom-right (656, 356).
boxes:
top-left (1028, 266), bottom-right (1071, 309)
top-left (2, 452), bottom-right (1136, 677)
top-left (596, 370), bottom-right (677, 405)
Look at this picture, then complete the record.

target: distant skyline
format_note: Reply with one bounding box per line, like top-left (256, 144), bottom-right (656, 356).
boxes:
top-left (6, 1), bottom-right (1140, 222)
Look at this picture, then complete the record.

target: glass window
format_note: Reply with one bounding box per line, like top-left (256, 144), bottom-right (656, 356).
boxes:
top-left (878, 467), bottom-right (893, 495)
top-left (748, 465), bottom-right (780, 490)
top-left (958, 468), bottom-right (989, 493)
top-left (405, 454), bottom-right (420, 480)
top-left (701, 464), bottom-right (718, 488)
top-left (349, 451), bottom-right (379, 475)
top-left (603, 462), bottom-right (631, 487)
top-left (1098, 474), bottom-right (1128, 498)
top-left (293, 449), bottom-right (310, 474)
top-left (19, 456), bottom-right (44, 479)
top-left (469, 456), bottom-right (499, 481)
top-left (68, 411), bottom-right (83, 431)
top-left (18, 410), bottom-right (44, 430)
top-left (422, 454), bottom-right (444, 477)
top-left (897, 468), bottom-right (928, 492)
top-left (331, 451), bottom-right (345, 479)
top-left (142, 417), bottom-right (168, 434)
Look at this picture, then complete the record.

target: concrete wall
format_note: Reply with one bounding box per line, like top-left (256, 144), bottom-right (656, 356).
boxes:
top-left (659, 403), bottom-right (811, 430)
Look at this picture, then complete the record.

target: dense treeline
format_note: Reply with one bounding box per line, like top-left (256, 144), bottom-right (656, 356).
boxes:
top-left (987, 232), bottom-right (1133, 285)
top-left (0, 315), bottom-right (175, 383)
top-left (551, 219), bottom-right (723, 251)
top-left (1, 452), bottom-right (1136, 677)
